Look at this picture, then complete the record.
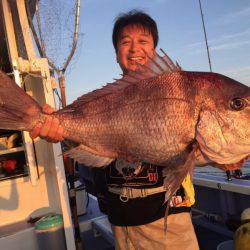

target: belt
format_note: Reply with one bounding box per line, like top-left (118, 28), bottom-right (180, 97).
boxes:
top-left (108, 185), bottom-right (167, 202)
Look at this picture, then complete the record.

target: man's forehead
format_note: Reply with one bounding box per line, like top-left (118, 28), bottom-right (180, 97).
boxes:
top-left (119, 24), bottom-right (151, 38)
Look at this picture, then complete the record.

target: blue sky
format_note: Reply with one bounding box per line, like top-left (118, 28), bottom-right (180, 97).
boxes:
top-left (64, 0), bottom-right (250, 103)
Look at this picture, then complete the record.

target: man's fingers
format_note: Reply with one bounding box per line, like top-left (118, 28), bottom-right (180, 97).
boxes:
top-left (46, 118), bottom-right (60, 139)
top-left (40, 117), bottom-right (64, 143)
top-left (39, 116), bottom-right (54, 138)
top-left (55, 125), bottom-right (65, 141)
top-left (29, 123), bottom-right (42, 139)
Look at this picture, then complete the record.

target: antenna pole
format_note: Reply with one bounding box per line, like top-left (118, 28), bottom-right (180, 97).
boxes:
top-left (198, 0), bottom-right (212, 72)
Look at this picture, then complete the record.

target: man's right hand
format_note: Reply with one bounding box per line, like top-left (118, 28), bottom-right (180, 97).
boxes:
top-left (29, 104), bottom-right (65, 143)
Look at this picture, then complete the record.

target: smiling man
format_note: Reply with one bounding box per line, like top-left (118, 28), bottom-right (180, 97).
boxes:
top-left (30, 10), bottom-right (199, 250)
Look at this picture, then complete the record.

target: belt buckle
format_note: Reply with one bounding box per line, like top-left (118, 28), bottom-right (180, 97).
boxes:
top-left (120, 195), bottom-right (129, 202)
top-left (119, 187), bottom-right (130, 202)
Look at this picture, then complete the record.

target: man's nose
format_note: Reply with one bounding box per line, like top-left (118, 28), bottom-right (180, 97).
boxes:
top-left (129, 41), bottom-right (140, 52)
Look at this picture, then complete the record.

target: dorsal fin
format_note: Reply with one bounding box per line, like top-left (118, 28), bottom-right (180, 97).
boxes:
top-left (60, 50), bottom-right (181, 113)
top-left (160, 48), bottom-right (179, 70)
top-left (148, 55), bottom-right (166, 73)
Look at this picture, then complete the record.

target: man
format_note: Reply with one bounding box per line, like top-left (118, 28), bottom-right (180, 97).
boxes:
top-left (30, 10), bottom-right (199, 250)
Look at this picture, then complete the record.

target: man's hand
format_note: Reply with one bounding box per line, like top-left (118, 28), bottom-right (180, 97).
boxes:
top-left (29, 104), bottom-right (65, 143)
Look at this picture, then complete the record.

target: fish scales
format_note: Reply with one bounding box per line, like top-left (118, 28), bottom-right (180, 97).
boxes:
top-left (55, 72), bottom-right (197, 165)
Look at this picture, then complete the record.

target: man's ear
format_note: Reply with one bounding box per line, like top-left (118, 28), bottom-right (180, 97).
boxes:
top-left (151, 49), bottom-right (156, 57)
top-left (116, 53), bottom-right (120, 63)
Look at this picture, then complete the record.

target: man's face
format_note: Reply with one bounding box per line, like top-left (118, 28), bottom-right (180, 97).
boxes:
top-left (116, 25), bottom-right (155, 72)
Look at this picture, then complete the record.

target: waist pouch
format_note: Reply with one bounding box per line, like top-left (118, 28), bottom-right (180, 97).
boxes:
top-left (106, 161), bottom-right (164, 188)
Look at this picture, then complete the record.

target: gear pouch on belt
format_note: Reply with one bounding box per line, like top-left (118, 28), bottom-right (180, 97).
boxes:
top-left (106, 159), bottom-right (164, 188)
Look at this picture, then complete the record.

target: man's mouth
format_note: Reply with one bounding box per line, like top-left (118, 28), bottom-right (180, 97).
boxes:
top-left (128, 56), bottom-right (145, 62)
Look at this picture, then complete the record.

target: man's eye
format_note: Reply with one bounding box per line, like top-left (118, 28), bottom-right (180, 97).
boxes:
top-left (139, 40), bottom-right (148, 44)
top-left (121, 40), bottom-right (130, 45)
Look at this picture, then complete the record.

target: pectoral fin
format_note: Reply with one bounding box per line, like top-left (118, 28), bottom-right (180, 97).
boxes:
top-left (64, 145), bottom-right (114, 167)
top-left (163, 143), bottom-right (198, 202)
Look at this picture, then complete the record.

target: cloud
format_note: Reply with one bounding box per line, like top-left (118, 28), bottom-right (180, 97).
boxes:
top-left (210, 40), bottom-right (250, 52)
top-left (186, 41), bottom-right (203, 50)
top-left (219, 6), bottom-right (250, 24)
top-left (184, 27), bottom-right (250, 54)
top-left (215, 28), bottom-right (250, 42)
top-left (185, 39), bottom-right (250, 55)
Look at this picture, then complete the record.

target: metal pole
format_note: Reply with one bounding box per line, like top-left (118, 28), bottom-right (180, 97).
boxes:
top-left (198, 0), bottom-right (212, 72)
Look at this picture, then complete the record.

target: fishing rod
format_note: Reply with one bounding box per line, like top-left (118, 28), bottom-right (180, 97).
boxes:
top-left (198, 0), bottom-right (212, 72)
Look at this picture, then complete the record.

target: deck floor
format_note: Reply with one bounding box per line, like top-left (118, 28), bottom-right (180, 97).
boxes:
top-left (81, 230), bottom-right (114, 250)
top-left (194, 224), bottom-right (232, 250)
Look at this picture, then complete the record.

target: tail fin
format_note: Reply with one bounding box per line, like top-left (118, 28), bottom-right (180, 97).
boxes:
top-left (0, 70), bottom-right (42, 131)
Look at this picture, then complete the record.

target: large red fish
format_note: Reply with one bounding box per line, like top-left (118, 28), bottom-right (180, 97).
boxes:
top-left (0, 52), bottom-right (249, 199)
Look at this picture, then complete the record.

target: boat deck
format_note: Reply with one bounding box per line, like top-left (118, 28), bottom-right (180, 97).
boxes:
top-left (78, 194), bottom-right (114, 250)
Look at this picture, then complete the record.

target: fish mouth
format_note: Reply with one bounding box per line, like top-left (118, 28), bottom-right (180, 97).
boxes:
top-left (196, 131), bottom-right (250, 165)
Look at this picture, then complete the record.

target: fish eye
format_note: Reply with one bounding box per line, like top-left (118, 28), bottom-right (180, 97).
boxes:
top-left (229, 98), bottom-right (246, 111)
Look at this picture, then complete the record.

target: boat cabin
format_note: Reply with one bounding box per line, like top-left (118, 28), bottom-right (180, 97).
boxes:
top-left (0, 1), bottom-right (75, 249)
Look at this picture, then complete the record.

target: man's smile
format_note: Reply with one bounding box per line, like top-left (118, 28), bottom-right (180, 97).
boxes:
top-left (128, 56), bottom-right (145, 64)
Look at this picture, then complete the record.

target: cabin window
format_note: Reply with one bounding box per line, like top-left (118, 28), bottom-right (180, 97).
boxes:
top-left (0, 130), bottom-right (29, 181)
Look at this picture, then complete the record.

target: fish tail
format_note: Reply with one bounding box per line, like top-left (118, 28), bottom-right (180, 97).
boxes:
top-left (0, 70), bottom-right (42, 131)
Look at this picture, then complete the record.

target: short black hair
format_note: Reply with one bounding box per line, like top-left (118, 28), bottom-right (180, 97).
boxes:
top-left (112, 10), bottom-right (159, 52)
